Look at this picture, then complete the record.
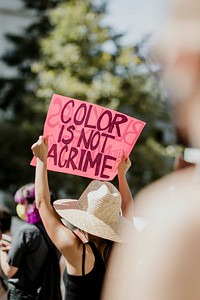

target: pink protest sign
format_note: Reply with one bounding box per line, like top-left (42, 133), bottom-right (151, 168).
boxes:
top-left (31, 94), bottom-right (145, 180)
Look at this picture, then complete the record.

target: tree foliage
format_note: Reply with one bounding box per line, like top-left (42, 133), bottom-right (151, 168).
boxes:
top-left (0, 0), bottom-right (63, 194)
top-left (32, 0), bottom-right (176, 197)
top-left (0, 0), bottom-right (176, 199)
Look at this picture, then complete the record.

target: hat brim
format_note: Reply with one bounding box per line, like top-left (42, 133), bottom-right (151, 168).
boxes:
top-left (55, 206), bottom-right (134, 243)
top-left (53, 199), bottom-right (80, 210)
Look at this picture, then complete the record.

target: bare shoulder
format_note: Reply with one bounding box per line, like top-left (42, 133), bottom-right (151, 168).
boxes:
top-left (131, 166), bottom-right (200, 299)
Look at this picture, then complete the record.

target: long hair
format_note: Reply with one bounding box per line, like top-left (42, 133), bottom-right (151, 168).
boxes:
top-left (88, 233), bottom-right (114, 265)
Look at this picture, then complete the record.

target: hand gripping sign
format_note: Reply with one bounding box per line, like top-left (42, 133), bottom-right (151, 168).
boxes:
top-left (31, 94), bottom-right (146, 180)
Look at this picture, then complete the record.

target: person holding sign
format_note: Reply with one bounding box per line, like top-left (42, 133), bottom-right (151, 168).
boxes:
top-left (31, 135), bottom-right (134, 300)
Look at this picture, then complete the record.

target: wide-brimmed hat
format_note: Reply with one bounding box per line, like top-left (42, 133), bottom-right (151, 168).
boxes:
top-left (53, 180), bottom-right (134, 243)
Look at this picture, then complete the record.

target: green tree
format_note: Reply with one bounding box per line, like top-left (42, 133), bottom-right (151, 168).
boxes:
top-left (32, 0), bottom-right (176, 198)
top-left (0, 0), bottom-right (63, 194)
top-left (0, 0), bottom-right (176, 199)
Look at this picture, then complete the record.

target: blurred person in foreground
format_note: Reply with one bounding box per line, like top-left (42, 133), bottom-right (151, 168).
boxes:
top-left (0, 183), bottom-right (62, 300)
top-left (102, 0), bottom-right (200, 299)
top-left (31, 135), bottom-right (134, 300)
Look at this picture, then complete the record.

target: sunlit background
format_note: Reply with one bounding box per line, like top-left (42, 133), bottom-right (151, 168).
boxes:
top-left (0, 0), bottom-right (176, 212)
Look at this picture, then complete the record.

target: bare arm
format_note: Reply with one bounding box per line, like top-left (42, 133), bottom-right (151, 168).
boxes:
top-left (117, 155), bottom-right (134, 221)
top-left (0, 241), bottom-right (18, 278)
top-left (31, 136), bottom-right (79, 256)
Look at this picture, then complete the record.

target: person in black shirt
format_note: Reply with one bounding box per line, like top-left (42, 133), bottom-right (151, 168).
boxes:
top-left (0, 183), bottom-right (62, 300)
top-left (32, 136), bottom-right (134, 300)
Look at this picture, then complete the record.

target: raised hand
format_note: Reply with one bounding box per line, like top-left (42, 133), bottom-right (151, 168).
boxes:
top-left (118, 154), bottom-right (131, 177)
top-left (31, 135), bottom-right (48, 163)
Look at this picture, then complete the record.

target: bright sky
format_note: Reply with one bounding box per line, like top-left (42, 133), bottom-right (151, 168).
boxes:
top-left (105, 0), bottom-right (169, 45)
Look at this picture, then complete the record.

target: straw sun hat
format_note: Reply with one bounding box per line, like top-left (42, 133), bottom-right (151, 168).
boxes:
top-left (53, 180), bottom-right (134, 243)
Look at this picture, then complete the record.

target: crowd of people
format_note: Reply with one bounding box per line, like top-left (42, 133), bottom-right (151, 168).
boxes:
top-left (0, 154), bottom-right (134, 299)
top-left (1, 0), bottom-right (200, 299)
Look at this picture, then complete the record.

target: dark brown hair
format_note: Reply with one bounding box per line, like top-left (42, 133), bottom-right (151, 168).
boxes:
top-left (88, 234), bottom-right (114, 265)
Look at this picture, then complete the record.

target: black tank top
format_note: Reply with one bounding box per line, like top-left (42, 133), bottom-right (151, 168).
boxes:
top-left (64, 241), bottom-right (105, 300)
